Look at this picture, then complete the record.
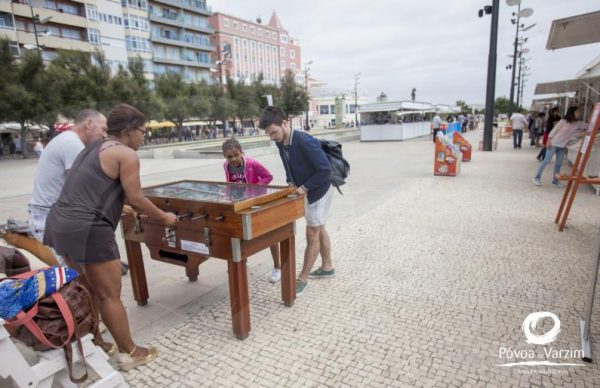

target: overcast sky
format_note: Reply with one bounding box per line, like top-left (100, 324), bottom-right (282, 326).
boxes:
top-left (211, 0), bottom-right (599, 108)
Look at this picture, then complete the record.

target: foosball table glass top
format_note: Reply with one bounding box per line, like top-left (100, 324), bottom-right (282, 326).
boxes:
top-left (142, 181), bottom-right (281, 203)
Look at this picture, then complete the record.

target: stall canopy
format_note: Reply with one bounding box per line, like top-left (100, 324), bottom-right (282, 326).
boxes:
top-left (147, 120), bottom-right (176, 129)
top-left (534, 76), bottom-right (600, 95)
top-left (546, 10), bottom-right (600, 50)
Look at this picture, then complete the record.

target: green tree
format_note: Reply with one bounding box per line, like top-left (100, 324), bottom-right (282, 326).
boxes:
top-left (278, 70), bottom-right (308, 117)
top-left (456, 100), bottom-right (472, 113)
top-left (252, 74), bottom-right (278, 111)
top-left (226, 78), bottom-right (259, 126)
top-left (155, 73), bottom-right (192, 136)
top-left (109, 57), bottom-right (162, 119)
top-left (208, 83), bottom-right (236, 132)
top-left (494, 96), bottom-right (510, 114)
top-left (47, 50), bottom-right (113, 119)
top-left (0, 40), bottom-right (47, 158)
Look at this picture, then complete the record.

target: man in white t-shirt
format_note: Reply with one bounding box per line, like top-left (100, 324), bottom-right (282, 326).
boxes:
top-left (510, 109), bottom-right (528, 149)
top-left (28, 109), bottom-right (107, 264)
top-left (432, 114), bottom-right (442, 143)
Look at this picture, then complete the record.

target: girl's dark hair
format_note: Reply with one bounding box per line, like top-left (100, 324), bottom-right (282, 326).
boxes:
top-left (106, 104), bottom-right (147, 136)
top-left (222, 137), bottom-right (242, 153)
top-left (259, 106), bottom-right (288, 129)
top-left (564, 106), bottom-right (579, 123)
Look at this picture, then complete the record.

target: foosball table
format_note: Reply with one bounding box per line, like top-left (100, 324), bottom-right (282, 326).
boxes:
top-left (120, 180), bottom-right (305, 340)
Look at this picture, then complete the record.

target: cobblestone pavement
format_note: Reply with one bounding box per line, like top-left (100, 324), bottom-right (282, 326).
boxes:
top-left (3, 130), bottom-right (600, 387)
top-left (117, 131), bottom-right (600, 387)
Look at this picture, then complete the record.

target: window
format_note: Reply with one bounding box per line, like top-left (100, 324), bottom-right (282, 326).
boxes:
top-left (233, 21), bottom-right (238, 30)
top-left (0, 13), bottom-right (14, 29)
top-left (290, 49), bottom-right (295, 59)
top-left (258, 29), bottom-right (263, 36)
top-left (272, 32), bottom-right (276, 40)
top-left (62, 27), bottom-right (82, 40)
top-left (280, 60), bottom-right (285, 69)
top-left (348, 104), bottom-right (357, 114)
top-left (108, 15), bottom-right (113, 24)
top-left (291, 63), bottom-right (295, 71)
top-left (126, 35), bottom-right (150, 52)
top-left (250, 26), bottom-right (255, 34)
top-left (330, 105), bottom-right (336, 114)
top-left (88, 28), bottom-right (100, 45)
top-left (280, 47), bottom-right (284, 57)
top-left (224, 18), bottom-right (229, 28)
top-left (123, 0), bottom-right (148, 10)
top-left (280, 34), bottom-right (288, 43)
top-left (242, 24), bottom-right (247, 32)
top-left (85, 4), bottom-right (97, 22)
top-left (320, 105), bottom-right (329, 115)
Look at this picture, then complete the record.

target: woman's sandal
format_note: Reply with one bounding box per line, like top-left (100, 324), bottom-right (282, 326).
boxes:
top-left (118, 346), bottom-right (159, 372)
top-left (100, 342), bottom-right (118, 356)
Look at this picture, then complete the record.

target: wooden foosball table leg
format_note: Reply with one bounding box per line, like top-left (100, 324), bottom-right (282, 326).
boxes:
top-left (280, 235), bottom-right (296, 307)
top-left (125, 240), bottom-right (149, 306)
top-left (227, 259), bottom-right (250, 340)
top-left (185, 256), bottom-right (202, 282)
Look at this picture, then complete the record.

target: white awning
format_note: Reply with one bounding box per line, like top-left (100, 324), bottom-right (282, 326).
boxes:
top-left (534, 76), bottom-right (600, 95)
top-left (546, 11), bottom-right (600, 50)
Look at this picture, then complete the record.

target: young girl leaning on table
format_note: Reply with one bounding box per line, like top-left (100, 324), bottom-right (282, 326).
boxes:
top-left (222, 138), bottom-right (282, 283)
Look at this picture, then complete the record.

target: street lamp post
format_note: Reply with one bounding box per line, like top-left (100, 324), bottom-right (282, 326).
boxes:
top-left (304, 60), bottom-right (313, 131)
top-left (479, 0), bottom-right (500, 151)
top-left (354, 72), bottom-right (360, 127)
top-left (506, 0), bottom-right (534, 117)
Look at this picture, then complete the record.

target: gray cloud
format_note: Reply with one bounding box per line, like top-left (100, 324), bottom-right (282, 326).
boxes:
top-left (211, 0), bottom-right (600, 107)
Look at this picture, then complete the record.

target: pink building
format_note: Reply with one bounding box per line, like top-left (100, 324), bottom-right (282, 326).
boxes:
top-left (209, 11), bottom-right (302, 85)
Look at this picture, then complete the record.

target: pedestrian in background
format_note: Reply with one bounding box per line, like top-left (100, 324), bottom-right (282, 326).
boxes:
top-left (533, 106), bottom-right (587, 187)
top-left (537, 106), bottom-right (561, 161)
top-left (510, 108), bottom-right (528, 149)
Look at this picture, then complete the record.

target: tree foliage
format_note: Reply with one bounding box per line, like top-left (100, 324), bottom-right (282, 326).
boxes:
top-left (0, 38), bottom-right (309, 147)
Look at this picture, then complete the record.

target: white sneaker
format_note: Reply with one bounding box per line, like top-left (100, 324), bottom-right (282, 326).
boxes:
top-left (269, 268), bottom-right (281, 283)
top-left (532, 178), bottom-right (541, 186)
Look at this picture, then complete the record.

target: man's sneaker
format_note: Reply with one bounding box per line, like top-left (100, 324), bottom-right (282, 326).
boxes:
top-left (269, 268), bottom-right (281, 283)
top-left (552, 181), bottom-right (564, 187)
top-left (308, 267), bottom-right (335, 279)
top-left (296, 279), bottom-right (307, 296)
top-left (532, 178), bottom-right (541, 186)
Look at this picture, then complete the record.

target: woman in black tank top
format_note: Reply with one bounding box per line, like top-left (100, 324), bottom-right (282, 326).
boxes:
top-left (45, 104), bottom-right (177, 371)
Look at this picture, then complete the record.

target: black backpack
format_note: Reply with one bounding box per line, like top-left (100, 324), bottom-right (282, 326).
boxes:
top-left (319, 139), bottom-right (350, 194)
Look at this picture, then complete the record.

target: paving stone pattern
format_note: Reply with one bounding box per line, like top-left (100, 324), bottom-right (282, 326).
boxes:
top-left (122, 132), bottom-right (600, 387)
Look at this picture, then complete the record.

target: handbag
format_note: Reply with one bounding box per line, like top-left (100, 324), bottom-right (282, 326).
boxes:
top-left (3, 271), bottom-right (99, 383)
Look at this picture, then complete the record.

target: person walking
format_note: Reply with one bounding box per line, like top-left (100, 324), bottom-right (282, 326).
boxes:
top-left (510, 108), bottom-right (528, 149)
top-left (533, 106), bottom-right (587, 187)
top-left (537, 106), bottom-right (560, 161)
top-left (259, 106), bottom-right (334, 296)
top-left (432, 113), bottom-right (442, 143)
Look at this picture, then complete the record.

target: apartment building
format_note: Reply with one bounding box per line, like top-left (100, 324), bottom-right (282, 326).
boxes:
top-left (209, 11), bottom-right (302, 85)
top-left (0, 0), bottom-right (93, 60)
top-left (148, 0), bottom-right (214, 82)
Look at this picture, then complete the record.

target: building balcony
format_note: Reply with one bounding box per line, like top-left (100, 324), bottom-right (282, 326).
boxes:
top-left (150, 0), bottom-right (212, 16)
top-left (9, 2), bottom-right (88, 29)
top-left (148, 14), bottom-right (213, 34)
top-left (153, 56), bottom-right (213, 69)
top-left (151, 35), bottom-right (214, 51)
top-left (16, 30), bottom-right (91, 51)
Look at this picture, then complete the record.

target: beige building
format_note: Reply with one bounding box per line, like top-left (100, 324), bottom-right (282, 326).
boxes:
top-left (0, 0), bottom-right (93, 60)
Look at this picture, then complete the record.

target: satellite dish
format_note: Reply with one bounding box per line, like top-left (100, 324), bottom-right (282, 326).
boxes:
top-left (518, 8), bottom-right (533, 17)
top-left (505, 0), bottom-right (521, 6)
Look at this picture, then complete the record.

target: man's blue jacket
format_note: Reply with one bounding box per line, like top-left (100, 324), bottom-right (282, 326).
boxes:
top-left (276, 130), bottom-right (331, 204)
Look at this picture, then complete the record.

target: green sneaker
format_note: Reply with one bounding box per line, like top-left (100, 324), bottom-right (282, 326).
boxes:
top-left (308, 267), bottom-right (335, 279)
top-left (296, 279), bottom-right (307, 296)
